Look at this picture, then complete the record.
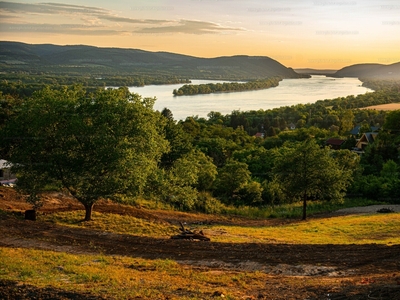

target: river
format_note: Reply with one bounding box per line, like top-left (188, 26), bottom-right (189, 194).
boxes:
top-left (128, 75), bottom-right (372, 120)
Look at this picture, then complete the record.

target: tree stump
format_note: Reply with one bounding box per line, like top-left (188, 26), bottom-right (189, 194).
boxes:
top-left (25, 209), bottom-right (36, 221)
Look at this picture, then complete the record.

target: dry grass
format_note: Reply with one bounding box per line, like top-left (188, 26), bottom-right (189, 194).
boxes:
top-left (360, 103), bottom-right (400, 111)
top-left (0, 247), bottom-right (272, 299)
top-left (42, 211), bottom-right (177, 238)
top-left (204, 213), bottom-right (400, 245)
top-left (2, 210), bottom-right (400, 299)
top-left (1, 247), bottom-right (391, 300)
top-left (41, 211), bottom-right (400, 245)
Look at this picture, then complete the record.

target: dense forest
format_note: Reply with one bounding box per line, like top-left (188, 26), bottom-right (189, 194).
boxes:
top-left (1, 78), bottom-right (400, 220)
top-left (172, 77), bottom-right (283, 96)
top-left (0, 74), bottom-right (191, 98)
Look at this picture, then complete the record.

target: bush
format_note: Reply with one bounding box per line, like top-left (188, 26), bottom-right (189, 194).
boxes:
top-left (194, 192), bottom-right (224, 214)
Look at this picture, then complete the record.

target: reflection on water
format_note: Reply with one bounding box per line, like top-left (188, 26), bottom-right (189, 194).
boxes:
top-left (128, 75), bottom-right (372, 120)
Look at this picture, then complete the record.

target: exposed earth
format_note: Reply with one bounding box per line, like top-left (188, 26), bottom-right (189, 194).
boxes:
top-left (1, 187), bottom-right (400, 299)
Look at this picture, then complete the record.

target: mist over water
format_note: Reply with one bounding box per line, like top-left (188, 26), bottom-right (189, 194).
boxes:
top-left (128, 75), bottom-right (372, 120)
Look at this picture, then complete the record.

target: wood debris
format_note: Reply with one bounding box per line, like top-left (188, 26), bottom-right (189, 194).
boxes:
top-left (170, 222), bottom-right (210, 241)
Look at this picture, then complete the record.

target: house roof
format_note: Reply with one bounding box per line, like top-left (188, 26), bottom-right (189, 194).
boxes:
top-left (364, 132), bottom-right (378, 143)
top-left (371, 126), bottom-right (380, 132)
top-left (326, 138), bottom-right (345, 146)
top-left (350, 126), bottom-right (361, 135)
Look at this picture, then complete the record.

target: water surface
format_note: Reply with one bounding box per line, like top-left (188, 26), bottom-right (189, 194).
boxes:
top-left (128, 76), bottom-right (372, 120)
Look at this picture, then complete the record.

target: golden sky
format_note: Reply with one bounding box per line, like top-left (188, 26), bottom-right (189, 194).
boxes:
top-left (1, 0), bottom-right (400, 69)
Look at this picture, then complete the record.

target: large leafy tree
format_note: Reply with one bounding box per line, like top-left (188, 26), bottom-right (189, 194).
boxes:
top-left (1, 86), bottom-right (168, 220)
top-left (146, 149), bottom-right (217, 210)
top-left (214, 160), bottom-right (251, 201)
top-left (272, 139), bottom-right (353, 220)
top-left (383, 110), bottom-right (400, 134)
top-left (159, 108), bottom-right (193, 169)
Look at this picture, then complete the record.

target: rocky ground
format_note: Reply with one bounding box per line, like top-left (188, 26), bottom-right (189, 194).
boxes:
top-left (1, 187), bottom-right (400, 299)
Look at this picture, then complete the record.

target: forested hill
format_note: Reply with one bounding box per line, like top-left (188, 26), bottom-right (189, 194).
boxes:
top-left (0, 41), bottom-right (305, 80)
top-left (331, 62), bottom-right (400, 79)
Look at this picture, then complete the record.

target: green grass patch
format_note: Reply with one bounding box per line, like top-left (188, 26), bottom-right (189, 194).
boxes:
top-left (39, 209), bottom-right (400, 245)
top-left (204, 213), bottom-right (400, 244)
top-left (41, 211), bottom-right (177, 238)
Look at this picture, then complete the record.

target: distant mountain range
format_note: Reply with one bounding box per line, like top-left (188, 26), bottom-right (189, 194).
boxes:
top-left (2, 41), bottom-right (399, 81)
top-left (0, 41), bottom-right (305, 80)
top-left (331, 62), bottom-right (400, 79)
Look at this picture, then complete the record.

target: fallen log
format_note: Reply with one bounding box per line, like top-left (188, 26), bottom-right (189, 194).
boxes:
top-left (170, 222), bottom-right (210, 241)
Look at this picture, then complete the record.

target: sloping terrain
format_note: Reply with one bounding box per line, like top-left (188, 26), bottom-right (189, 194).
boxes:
top-left (1, 187), bottom-right (400, 299)
top-left (0, 41), bottom-right (304, 79)
top-left (332, 62), bottom-right (400, 79)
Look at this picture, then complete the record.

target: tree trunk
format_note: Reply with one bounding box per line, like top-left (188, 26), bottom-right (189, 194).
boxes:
top-left (302, 194), bottom-right (307, 220)
top-left (84, 203), bottom-right (94, 221)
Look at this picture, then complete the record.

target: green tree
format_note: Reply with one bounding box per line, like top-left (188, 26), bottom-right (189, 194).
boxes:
top-left (272, 139), bottom-right (352, 220)
top-left (214, 160), bottom-right (251, 202)
top-left (232, 147), bottom-right (275, 181)
top-left (1, 86), bottom-right (168, 221)
top-left (266, 126), bottom-right (277, 137)
top-left (160, 108), bottom-right (193, 169)
top-left (383, 110), bottom-right (400, 134)
top-left (380, 160), bottom-right (399, 178)
top-left (236, 181), bottom-right (263, 206)
top-left (339, 109), bottom-right (355, 135)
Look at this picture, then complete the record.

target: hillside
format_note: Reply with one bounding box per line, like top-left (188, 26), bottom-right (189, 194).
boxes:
top-left (0, 41), bottom-right (304, 80)
top-left (332, 62), bottom-right (400, 79)
top-left (1, 187), bottom-right (400, 299)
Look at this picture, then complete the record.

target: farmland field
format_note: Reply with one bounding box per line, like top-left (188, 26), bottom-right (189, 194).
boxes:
top-left (361, 103), bottom-right (400, 111)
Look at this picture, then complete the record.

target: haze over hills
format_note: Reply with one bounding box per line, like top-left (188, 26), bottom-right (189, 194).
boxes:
top-left (0, 41), bottom-right (304, 80)
top-left (295, 69), bottom-right (337, 75)
top-left (332, 62), bottom-right (400, 79)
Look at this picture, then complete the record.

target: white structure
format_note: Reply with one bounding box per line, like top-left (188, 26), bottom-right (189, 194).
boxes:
top-left (0, 159), bottom-right (16, 184)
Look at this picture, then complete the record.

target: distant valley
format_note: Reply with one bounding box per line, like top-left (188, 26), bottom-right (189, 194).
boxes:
top-left (1, 41), bottom-right (399, 89)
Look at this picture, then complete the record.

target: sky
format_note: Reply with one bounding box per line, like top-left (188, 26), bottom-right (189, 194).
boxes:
top-left (1, 0), bottom-right (399, 69)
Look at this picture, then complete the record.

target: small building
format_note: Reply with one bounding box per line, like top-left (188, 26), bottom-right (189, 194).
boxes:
top-left (325, 138), bottom-right (345, 150)
top-left (0, 159), bottom-right (16, 184)
top-left (289, 123), bottom-right (296, 130)
top-left (254, 132), bottom-right (264, 138)
top-left (355, 132), bottom-right (378, 151)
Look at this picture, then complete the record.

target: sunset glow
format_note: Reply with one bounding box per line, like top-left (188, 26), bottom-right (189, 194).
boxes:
top-left (1, 0), bottom-right (399, 69)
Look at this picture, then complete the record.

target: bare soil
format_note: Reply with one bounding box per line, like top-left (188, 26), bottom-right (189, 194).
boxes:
top-left (1, 187), bottom-right (400, 299)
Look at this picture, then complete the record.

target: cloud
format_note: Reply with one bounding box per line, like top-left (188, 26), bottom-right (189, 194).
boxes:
top-left (0, 1), bottom-right (168, 25)
top-left (100, 15), bottom-right (166, 25)
top-left (0, 2), bottom-right (244, 36)
top-left (135, 20), bottom-right (244, 35)
top-left (0, 1), bottom-right (109, 15)
top-left (2, 22), bottom-right (129, 36)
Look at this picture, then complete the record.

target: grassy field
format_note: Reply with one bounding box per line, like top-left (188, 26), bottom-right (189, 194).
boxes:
top-left (41, 210), bottom-right (400, 245)
top-left (2, 247), bottom-right (338, 299)
top-left (1, 196), bottom-right (399, 299)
